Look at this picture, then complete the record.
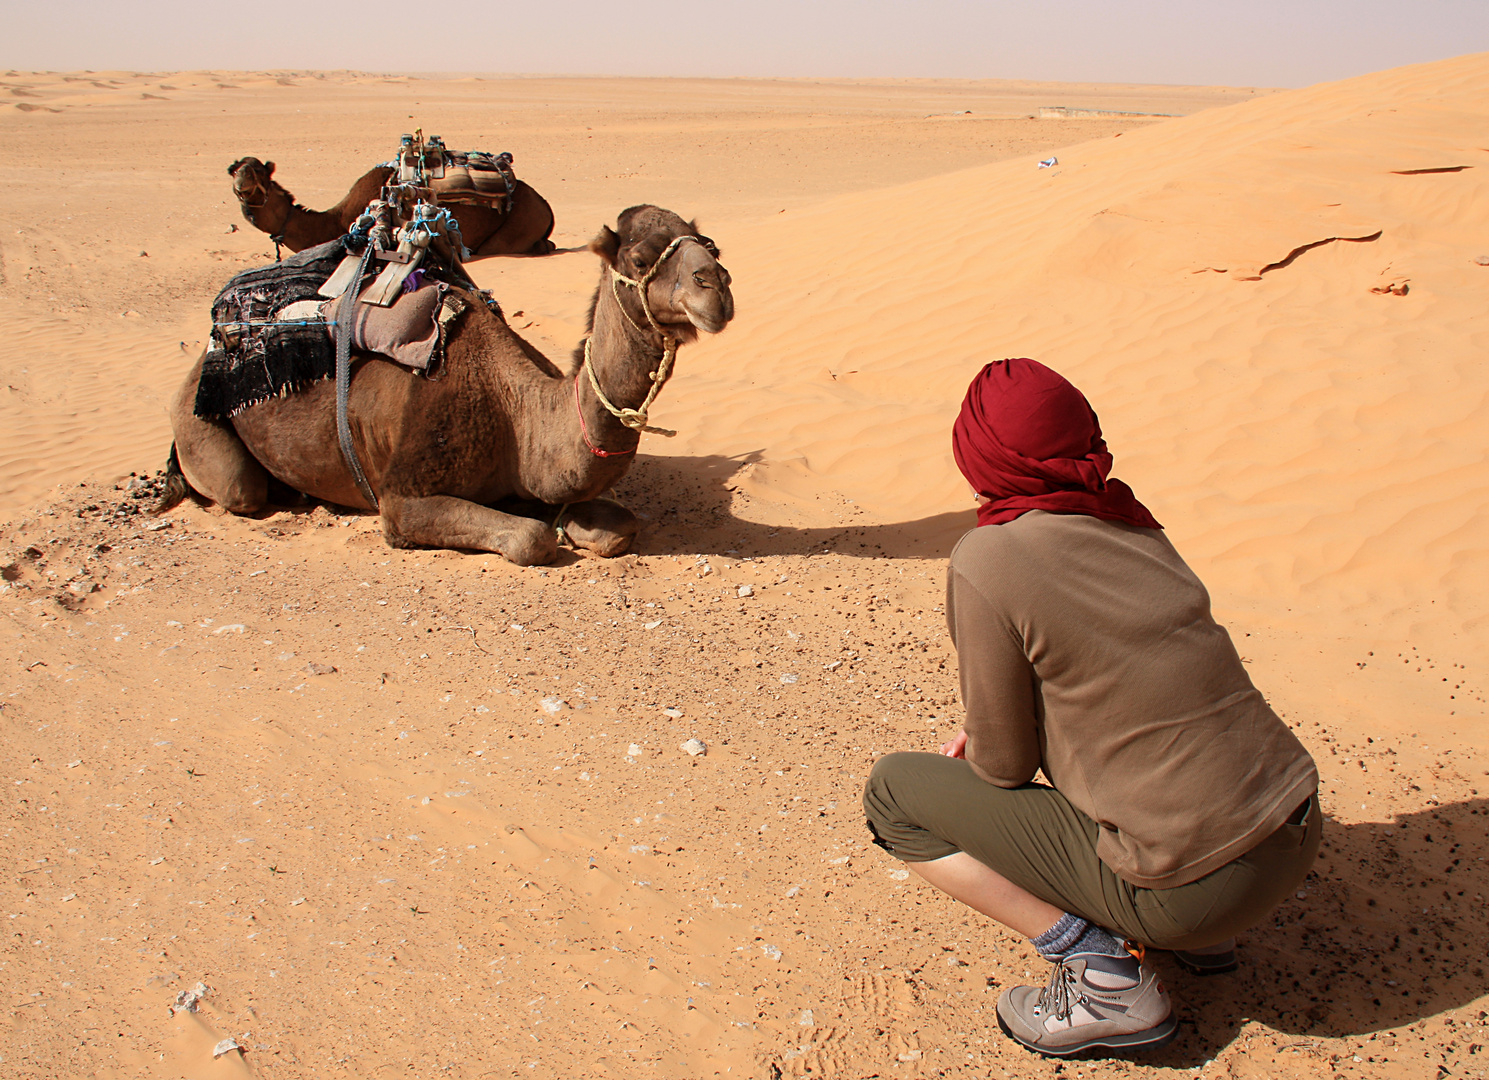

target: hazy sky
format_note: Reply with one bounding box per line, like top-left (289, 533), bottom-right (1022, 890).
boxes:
top-left (4, 0), bottom-right (1487, 87)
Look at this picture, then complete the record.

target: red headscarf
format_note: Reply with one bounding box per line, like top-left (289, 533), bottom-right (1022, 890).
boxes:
top-left (951, 358), bottom-right (1161, 530)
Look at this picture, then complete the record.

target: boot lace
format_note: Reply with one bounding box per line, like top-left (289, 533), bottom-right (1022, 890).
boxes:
top-left (1034, 958), bottom-right (1086, 1022)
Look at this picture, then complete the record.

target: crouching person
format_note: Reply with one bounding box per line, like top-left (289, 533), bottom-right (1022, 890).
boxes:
top-left (863, 358), bottom-right (1319, 1057)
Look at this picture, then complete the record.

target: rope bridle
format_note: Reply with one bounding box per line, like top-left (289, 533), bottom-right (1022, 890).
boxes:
top-left (576, 234), bottom-right (706, 455)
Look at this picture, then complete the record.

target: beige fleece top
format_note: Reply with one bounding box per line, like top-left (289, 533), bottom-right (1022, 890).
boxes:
top-left (947, 511), bottom-right (1318, 890)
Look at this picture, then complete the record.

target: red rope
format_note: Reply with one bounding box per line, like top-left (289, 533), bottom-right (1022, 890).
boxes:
top-left (574, 371), bottom-right (636, 458)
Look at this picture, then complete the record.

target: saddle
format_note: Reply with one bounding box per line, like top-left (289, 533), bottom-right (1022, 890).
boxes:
top-left (194, 239), bottom-right (472, 420)
top-left (382, 137), bottom-right (520, 211)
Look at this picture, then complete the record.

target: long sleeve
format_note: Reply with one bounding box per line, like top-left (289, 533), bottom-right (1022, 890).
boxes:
top-left (946, 563), bottom-right (1041, 787)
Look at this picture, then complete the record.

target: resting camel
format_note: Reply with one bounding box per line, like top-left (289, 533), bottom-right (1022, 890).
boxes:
top-left (228, 156), bottom-right (556, 258)
top-left (157, 205), bottom-right (733, 565)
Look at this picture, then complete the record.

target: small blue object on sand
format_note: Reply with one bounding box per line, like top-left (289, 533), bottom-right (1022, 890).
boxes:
top-left (1038, 157), bottom-right (1058, 169)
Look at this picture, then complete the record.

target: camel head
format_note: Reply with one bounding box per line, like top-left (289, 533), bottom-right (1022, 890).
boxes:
top-left (590, 205), bottom-right (734, 337)
top-left (227, 157), bottom-right (292, 234)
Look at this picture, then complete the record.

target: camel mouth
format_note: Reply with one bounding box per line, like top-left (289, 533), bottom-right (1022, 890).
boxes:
top-left (680, 286), bottom-right (734, 334)
top-left (686, 309), bottom-right (730, 335)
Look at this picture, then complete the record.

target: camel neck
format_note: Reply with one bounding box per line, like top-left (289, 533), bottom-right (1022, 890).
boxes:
top-left (572, 283), bottom-right (674, 453)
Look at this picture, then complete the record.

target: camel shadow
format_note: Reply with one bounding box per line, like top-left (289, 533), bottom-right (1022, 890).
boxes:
top-left (608, 452), bottom-right (974, 561)
top-left (1139, 798), bottom-right (1489, 1065)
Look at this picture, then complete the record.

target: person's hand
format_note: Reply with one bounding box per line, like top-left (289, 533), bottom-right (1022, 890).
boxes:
top-left (940, 730), bottom-right (968, 758)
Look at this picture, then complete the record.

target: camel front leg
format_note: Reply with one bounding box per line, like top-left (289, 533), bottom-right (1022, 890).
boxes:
top-left (379, 493), bottom-right (558, 566)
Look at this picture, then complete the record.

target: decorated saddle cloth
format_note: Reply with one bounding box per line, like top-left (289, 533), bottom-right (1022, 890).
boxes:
top-left (194, 241), bottom-right (468, 420)
top-left (194, 240), bottom-right (350, 419)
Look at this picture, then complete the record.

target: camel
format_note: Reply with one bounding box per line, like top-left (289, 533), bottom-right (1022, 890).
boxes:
top-left (228, 156), bottom-right (556, 258)
top-left (157, 205), bottom-right (733, 566)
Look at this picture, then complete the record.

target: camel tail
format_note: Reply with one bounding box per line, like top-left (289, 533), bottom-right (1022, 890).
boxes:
top-left (150, 442), bottom-right (191, 516)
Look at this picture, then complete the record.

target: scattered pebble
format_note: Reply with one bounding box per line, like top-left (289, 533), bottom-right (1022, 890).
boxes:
top-left (644, 619), bottom-right (663, 629)
top-left (799, 1009), bottom-right (814, 1026)
top-left (890, 868), bottom-right (910, 881)
top-left (213, 1037), bottom-right (241, 1058)
top-left (627, 744), bottom-right (642, 757)
top-left (780, 673), bottom-right (798, 685)
top-left (212, 624), bottom-right (246, 635)
top-left (761, 943), bottom-right (782, 961)
top-left (738, 584), bottom-right (753, 598)
top-left (663, 707), bottom-right (683, 718)
top-left (680, 738), bottom-right (707, 757)
top-left (1475, 254), bottom-right (1489, 265)
top-left (304, 662), bottom-right (336, 676)
top-left (539, 697), bottom-right (567, 714)
top-left (171, 982), bottom-right (211, 1014)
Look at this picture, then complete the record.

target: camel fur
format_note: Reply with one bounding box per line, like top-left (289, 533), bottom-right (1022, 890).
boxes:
top-left (158, 206), bottom-right (733, 566)
top-left (228, 156), bottom-right (556, 258)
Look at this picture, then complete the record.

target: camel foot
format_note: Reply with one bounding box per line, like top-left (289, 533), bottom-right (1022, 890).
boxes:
top-left (560, 499), bottom-right (639, 557)
top-left (502, 522), bottom-right (560, 566)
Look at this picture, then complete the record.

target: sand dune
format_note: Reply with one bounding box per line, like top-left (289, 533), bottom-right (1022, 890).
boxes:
top-left (1, 60), bottom-right (1487, 1080)
top-left (668, 51), bottom-right (1489, 682)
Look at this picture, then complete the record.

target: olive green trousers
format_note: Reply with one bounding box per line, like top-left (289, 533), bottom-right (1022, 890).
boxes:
top-left (862, 751), bottom-right (1320, 951)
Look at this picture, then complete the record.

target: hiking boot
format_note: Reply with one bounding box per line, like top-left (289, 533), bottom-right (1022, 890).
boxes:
top-left (1174, 938), bottom-right (1238, 976)
top-left (996, 951), bottom-right (1177, 1057)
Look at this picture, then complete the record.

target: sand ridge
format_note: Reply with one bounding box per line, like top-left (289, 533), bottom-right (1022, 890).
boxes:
top-left (1, 59), bottom-right (1487, 1080)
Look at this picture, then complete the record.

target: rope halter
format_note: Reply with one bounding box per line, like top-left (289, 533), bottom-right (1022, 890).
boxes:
top-left (581, 234), bottom-right (710, 439)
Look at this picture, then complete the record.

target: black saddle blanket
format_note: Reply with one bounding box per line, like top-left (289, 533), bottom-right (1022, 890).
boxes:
top-left (194, 240), bottom-right (359, 420)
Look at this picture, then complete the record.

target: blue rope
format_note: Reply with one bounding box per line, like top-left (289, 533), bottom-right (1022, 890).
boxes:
top-left (214, 319), bottom-right (329, 331)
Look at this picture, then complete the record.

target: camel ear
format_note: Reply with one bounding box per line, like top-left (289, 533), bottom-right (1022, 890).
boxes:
top-left (265, 161), bottom-right (276, 176)
top-left (588, 225), bottom-right (621, 266)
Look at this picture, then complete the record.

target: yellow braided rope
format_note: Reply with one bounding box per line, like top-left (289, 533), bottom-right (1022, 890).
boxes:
top-left (582, 337), bottom-right (677, 437)
top-left (579, 233), bottom-right (702, 439)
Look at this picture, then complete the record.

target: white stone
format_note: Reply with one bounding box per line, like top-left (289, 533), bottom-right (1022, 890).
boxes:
top-left (627, 744), bottom-right (643, 757)
top-left (540, 697), bottom-right (567, 714)
top-left (737, 584), bottom-right (753, 598)
top-left (681, 738), bottom-right (707, 757)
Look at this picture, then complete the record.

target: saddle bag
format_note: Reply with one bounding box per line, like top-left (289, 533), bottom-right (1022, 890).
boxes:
top-left (429, 151), bottom-right (517, 209)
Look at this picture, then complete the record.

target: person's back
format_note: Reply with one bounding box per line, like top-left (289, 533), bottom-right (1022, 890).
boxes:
top-left (949, 510), bottom-right (1317, 888)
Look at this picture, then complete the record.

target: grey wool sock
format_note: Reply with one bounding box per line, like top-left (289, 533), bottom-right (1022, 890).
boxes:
top-left (1031, 913), bottom-right (1131, 963)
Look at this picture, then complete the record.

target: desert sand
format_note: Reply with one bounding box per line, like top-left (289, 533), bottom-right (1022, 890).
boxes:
top-left (1, 60), bottom-right (1487, 1079)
